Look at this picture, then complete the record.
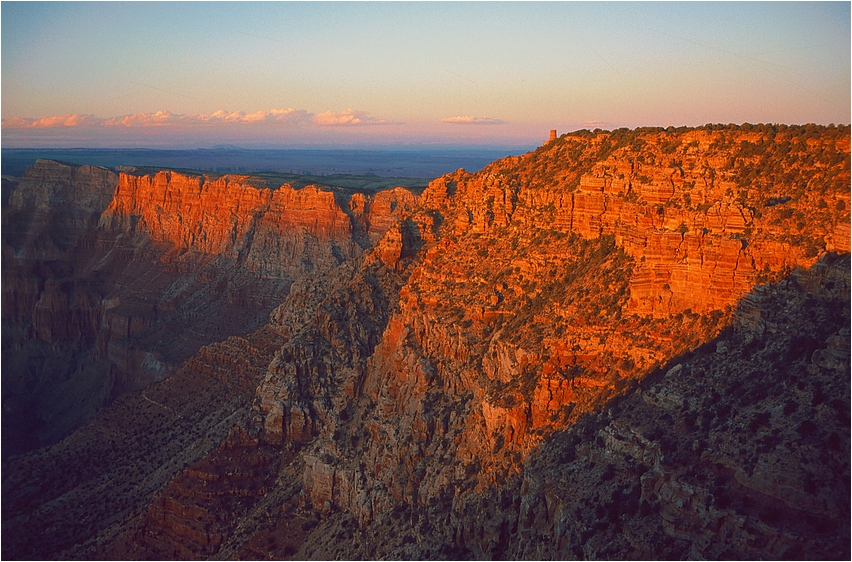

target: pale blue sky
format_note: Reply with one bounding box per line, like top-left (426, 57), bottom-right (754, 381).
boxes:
top-left (2, 2), bottom-right (849, 147)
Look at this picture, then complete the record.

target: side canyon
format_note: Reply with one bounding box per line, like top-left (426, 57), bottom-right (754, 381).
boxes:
top-left (2, 124), bottom-right (849, 560)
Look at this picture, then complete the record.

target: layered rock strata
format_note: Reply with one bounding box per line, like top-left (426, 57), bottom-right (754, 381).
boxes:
top-left (1, 162), bottom-right (414, 454)
top-left (261, 252), bottom-right (850, 561)
top-left (270, 125), bottom-right (849, 540)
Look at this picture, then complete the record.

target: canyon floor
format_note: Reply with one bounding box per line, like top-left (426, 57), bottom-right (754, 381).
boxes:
top-left (2, 124), bottom-right (850, 560)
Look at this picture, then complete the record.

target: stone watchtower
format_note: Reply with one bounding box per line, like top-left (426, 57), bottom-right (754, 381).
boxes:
top-left (546, 130), bottom-right (557, 144)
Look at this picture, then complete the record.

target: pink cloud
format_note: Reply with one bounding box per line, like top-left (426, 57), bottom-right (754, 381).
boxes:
top-left (228, 108), bottom-right (312, 125)
top-left (207, 110), bottom-right (246, 123)
top-left (313, 109), bottom-right (397, 126)
top-left (2, 108), bottom-right (314, 129)
top-left (103, 110), bottom-right (182, 127)
top-left (440, 116), bottom-right (507, 125)
top-left (105, 109), bottom-right (313, 127)
top-left (2, 114), bottom-right (104, 129)
top-left (1, 117), bottom-right (37, 129)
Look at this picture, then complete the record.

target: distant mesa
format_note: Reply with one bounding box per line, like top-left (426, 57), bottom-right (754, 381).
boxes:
top-left (208, 144), bottom-right (246, 151)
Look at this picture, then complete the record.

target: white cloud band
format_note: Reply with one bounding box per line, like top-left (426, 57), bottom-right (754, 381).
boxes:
top-left (312, 109), bottom-right (398, 126)
top-left (1, 108), bottom-right (397, 129)
top-left (440, 116), bottom-right (507, 125)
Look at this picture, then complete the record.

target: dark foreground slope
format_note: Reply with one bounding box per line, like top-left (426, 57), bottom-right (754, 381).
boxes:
top-left (2, 124), bottom-right (849, 560)
top-left (511, 253), bottom-right (850, 560)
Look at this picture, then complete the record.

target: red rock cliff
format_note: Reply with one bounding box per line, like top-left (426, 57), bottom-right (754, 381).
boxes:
top-left (259, 125), bottom-right (850, 534)
top-left (417, 127), bottom-right (850, 316)
top-left (100, 172), bottom-right (352, 265)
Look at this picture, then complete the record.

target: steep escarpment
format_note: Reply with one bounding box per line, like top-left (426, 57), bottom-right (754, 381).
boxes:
top-left (506, 252), bottom-right (850, 560)
top-left (3, 160), bottom-right (121, 453)
top-left (305, 252), bottom-right (849, 560)
top-left (3, 124), bottom-right (849, 561)
top-left (99, 171), bottom-right (357, 272)
top-left (3, 159), bottom-right (117, 258)
top-left (424, 126), bottom-right (849, 316)
top-left (1, 162), bottom-right (414, 455)
top-left (259, 125), bottom-right (849, 547)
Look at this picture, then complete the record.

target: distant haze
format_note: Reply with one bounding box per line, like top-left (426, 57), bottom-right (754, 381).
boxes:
top-left (2, 2), bottom-right (849, 148)
top-left (0, 147), bottom-right (528, 179)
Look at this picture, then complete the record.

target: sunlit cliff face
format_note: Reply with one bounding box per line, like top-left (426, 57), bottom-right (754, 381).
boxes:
top-left (2, 124), bottom-right (849, 560)
top-left (252, 124), bottom-right (849, 538)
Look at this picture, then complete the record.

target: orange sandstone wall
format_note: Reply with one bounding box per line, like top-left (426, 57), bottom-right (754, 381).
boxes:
top-left (418, 127), bottom-right (850, 316)
top-left (99, 172), bottom-right (352, 254)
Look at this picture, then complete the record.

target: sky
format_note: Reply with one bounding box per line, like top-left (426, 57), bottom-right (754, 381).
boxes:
top-left (2, 2), bottom-right (850, 148)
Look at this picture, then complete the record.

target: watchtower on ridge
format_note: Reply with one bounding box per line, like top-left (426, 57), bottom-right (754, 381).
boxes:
top-left (546, 130), bottom-right (557, 144)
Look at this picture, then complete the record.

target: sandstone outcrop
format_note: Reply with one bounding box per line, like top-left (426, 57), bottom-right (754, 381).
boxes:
top-left (131, 435), bottom-right (284, 559)
top-left (266, 252), bottom-right (849, 561)
top-left (350, 187), bottom-right (419, 244)
top-left (99, 172), bottom-right (359, 275)
top-left (414, 126), bottom-right (849, 316)
top-left (503, 252), bottom-right (850, 560)
top-left (5, 159), bottom-right (117, 259)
